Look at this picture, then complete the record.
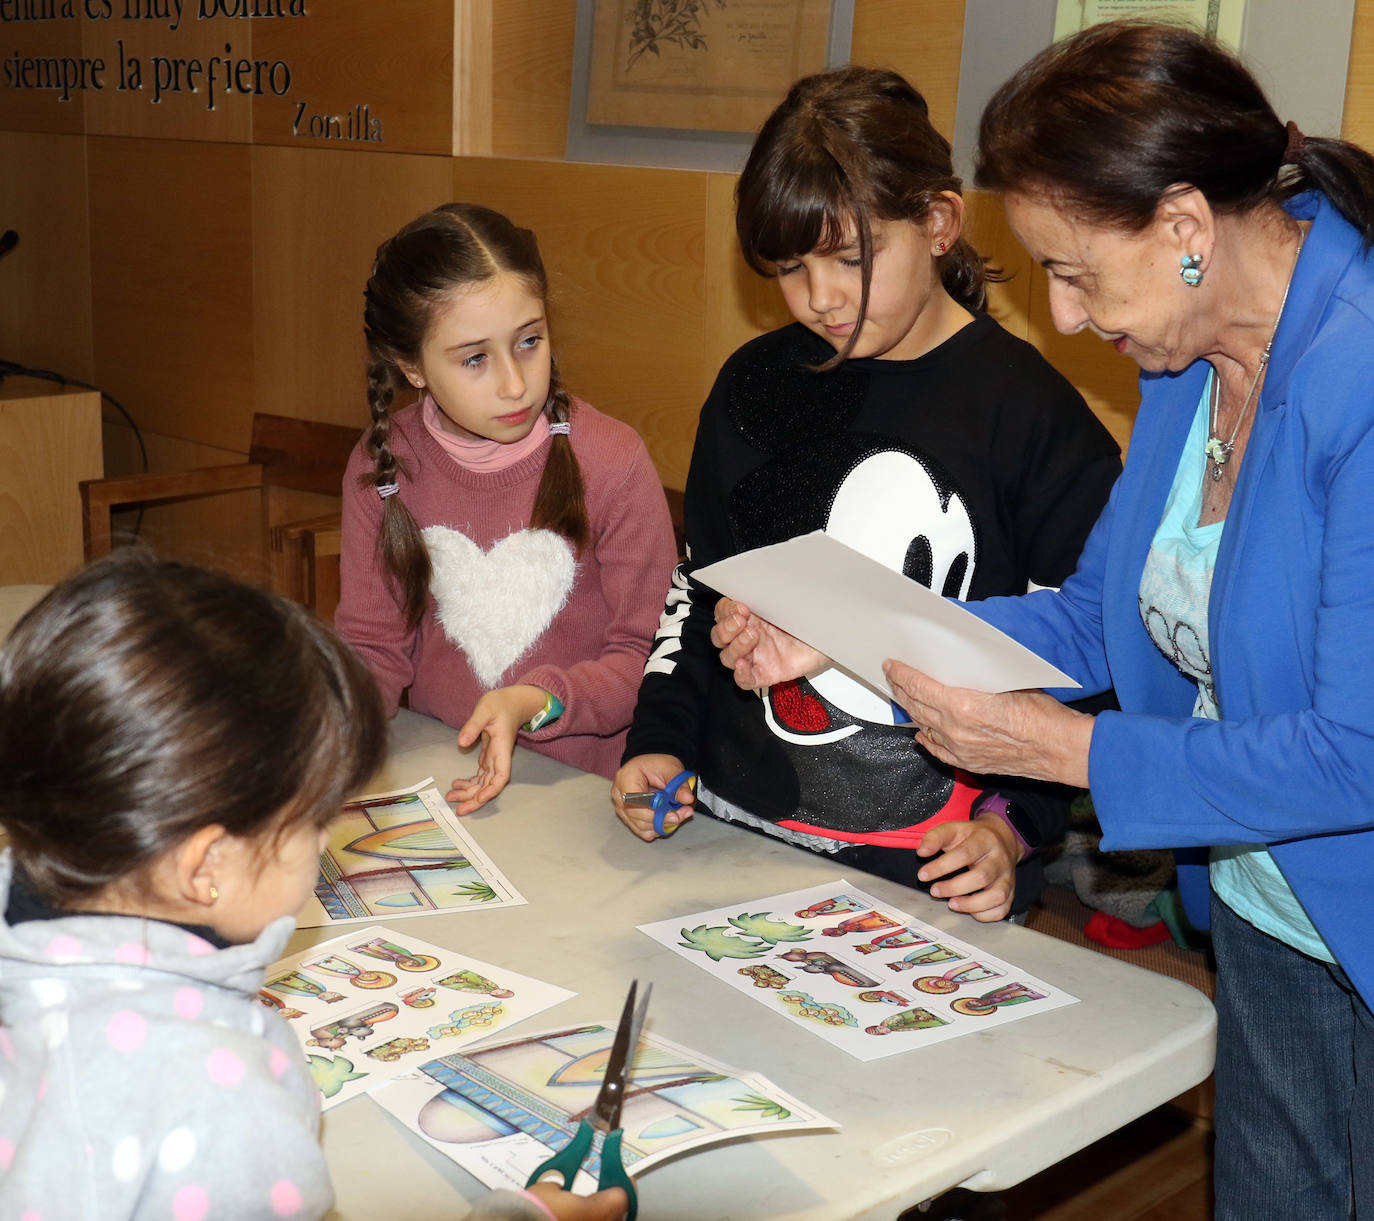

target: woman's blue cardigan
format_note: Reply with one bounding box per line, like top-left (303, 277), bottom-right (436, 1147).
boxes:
top-left (974, 192), bottom-right (1374, 1007)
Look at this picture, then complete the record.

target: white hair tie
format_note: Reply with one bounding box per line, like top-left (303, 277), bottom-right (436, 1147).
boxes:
top-left (547, 422), bottom-right (571, 437)
top-left (377, 482), bottom-right (401, 499)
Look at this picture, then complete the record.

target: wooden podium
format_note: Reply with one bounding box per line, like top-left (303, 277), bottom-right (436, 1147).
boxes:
top-left (0, 376), bottom-right (102, 584)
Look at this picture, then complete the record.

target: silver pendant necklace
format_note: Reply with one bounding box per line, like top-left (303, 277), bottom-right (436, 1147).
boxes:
top-left (1206, 228), bottom-right (1306, 481)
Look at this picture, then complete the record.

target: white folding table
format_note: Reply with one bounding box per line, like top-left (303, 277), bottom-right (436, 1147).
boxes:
top-left (307, 709), bottom-right (1215, 1221)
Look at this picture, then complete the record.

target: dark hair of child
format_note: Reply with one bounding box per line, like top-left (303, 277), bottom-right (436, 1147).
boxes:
top-left (734, 64), bottom-right (995, 370)
top-left (0, 551), bottom-right (388, 908)
top-left (363, 202), bottom-right (590, 628)
top-left (975, 20), bottom-right (1374, 245)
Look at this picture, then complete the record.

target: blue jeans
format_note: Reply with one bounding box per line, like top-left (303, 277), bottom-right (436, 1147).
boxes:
top-left (1212, 892), bottom-right (1374, 1219)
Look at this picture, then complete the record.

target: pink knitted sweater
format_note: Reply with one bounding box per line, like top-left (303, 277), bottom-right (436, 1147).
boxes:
top-left (335, 399), bottom-right (677, 780)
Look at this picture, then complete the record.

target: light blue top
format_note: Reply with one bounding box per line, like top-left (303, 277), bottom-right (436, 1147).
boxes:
top-left (1140, 375), bottom-right (1333, 961)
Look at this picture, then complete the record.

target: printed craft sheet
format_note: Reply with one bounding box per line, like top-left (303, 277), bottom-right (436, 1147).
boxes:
top-left (261, 925), bottom-right (573, 1109)
top-left (639, 882), bottom-right (1078, 1062)
top-left (372, 1023), bottom-right (834, 1193)
top-left (297, 780), bottom-right (525, 928)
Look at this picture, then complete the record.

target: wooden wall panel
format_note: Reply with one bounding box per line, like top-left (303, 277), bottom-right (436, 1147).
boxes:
top-left (80, 13), bottom-right (253, 142)
top-left (491, 0), bottom-right (575, 157)
top-left (250, 145), bottom-right (452, 429)
top-left (250, 0), bottom-right (453, 154)
top-left (963, 188), bottom-right (1032, 339)
top-left (455, 157), bottom-right (709, 490)
top-left (850, 0), bottom-right (965, 138)
top-left (703, 170), bottom-right (791, 367)
top-left (0, 379), bottom-right (101, 584)
top-left (1025, 265), bottom-right (1140, 453)
top-left (453, 0), bottom-right (493, 154)
top-left (87, 137), bottom-right (254, 453)
top-left (0, 130), bottom-right (94, 380)
top-left (0, 14), bottom-right (86, 134)
top-left (1344, 0), bottom-right (1374, 146)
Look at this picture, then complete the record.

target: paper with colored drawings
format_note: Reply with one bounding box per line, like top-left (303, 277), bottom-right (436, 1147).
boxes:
top-left (297, 779), bottom-right (525, 928)
top-left (693, 530), bottom-right (1079, 695)
top-left (370, 1023), bottom-right (835, 1193)
top-left (260, 924), bottom-right (573, 1109)
top-left (639, 882), bottom-right (1077, 1061)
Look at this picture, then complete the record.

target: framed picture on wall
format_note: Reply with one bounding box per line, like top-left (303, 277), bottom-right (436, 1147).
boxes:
top-left (567, 0), bottom-right (853, 171)
top-left (587, 0), bottom-right (835, 134)
top-left (1053, 0), bottom-right (1246, 49)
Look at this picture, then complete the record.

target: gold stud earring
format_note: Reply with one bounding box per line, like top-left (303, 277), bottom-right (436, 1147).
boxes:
top-left (208, 886), bottom-right (219, 902)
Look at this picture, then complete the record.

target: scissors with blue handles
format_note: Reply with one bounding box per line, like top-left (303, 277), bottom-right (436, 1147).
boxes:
top-left (620, 770), bottom-right (697, 836)
top-left (526, 980), bottom-right (650, 1219)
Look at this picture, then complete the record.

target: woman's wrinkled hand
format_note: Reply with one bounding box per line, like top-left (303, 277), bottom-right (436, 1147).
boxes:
top-left (884, 659), bottom-right (1093, 788)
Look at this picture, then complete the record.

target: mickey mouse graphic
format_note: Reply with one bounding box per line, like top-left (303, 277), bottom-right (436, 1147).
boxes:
top-left (621, 320), bottom-right (1120, 912)
top-left (717, 429), bottom-right (985, 842)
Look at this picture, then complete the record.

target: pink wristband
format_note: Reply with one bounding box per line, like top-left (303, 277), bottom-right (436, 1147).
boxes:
top-left (514, 1188), bottom-right (560, 1221)
top-left (973, 793), bottom-right (1032, 860)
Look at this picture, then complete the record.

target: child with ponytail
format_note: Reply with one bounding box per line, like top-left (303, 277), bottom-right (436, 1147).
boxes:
top-left (615, 67), bottom-right (1122, 921)
top-left (336, 204), bottom-right (677, 813)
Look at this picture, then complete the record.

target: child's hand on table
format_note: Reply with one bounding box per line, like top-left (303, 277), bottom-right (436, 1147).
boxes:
top-left (612, 755), bottom-right (695, 841)
top-left (916, 812), bottom-right (1024, 923)
top-left (526, 1181), bottom-right (629, 1220)
top-left (447, 685), bottom-right (549, 815)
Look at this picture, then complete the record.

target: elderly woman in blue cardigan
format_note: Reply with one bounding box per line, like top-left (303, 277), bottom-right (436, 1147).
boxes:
top-left (713, 22), bottom-right (1374, 1221)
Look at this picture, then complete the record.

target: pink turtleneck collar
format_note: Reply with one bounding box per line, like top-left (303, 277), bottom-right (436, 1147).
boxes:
top-left (422, 394), bottom-right (551, 472)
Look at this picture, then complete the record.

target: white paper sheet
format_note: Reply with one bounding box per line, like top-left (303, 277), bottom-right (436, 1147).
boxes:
top-left (639, 882), bottom-right (1077, 1062)
top-left (297, 781), bottom-right (525, 928)
top-left (693, 531), bottom-right (1079, 695)
top-left (371, 1024), bottom-right (835, 1192)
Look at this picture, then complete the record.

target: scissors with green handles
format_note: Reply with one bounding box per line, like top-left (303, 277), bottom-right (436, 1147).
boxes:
top-left (525, 980), bottom-right (650, 1219)
top-left (621, 770), bottom-right (697, 836)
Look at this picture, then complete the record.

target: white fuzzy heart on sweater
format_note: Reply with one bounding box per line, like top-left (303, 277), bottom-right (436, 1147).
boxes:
top-left (422, 526), bottom-right (576, 688)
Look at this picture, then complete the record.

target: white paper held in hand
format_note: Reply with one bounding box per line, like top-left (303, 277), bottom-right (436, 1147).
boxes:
top-left (693, 531), bottom-right (1079, 695)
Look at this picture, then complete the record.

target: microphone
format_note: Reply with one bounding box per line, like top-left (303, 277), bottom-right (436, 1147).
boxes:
top-left (0, 230), bottom-right (17, 259)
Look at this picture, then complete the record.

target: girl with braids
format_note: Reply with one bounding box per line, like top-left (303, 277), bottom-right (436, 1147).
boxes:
top-left (614, 66), bottom-right (1120, 921)
top-left (336, 203), bottom-right (677, 814)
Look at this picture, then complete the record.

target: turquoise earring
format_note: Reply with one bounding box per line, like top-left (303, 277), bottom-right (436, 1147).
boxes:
top-left (1180, 254), bottom-right (1204, 287)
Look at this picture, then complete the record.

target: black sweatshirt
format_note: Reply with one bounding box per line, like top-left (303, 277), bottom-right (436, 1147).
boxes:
top-left (626, 314), bottom-right (1121, 857)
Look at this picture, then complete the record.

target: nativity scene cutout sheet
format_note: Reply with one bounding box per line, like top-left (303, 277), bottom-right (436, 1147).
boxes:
top-left (640, 882), bottom-right (1078, 1062)
top-left (297, 780), bottom-right (525, 928)
top-left (261, 924), bottom-right (573, 1109)
top-left (372, 1022), bottom-right (833, 1193)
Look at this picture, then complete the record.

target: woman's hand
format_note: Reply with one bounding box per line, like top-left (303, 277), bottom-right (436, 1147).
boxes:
top-left (447, 685), bottom-right (549, 815)
top-left (612, 754), bottom-right (695, 841)
top-left (884, 660), bottom-right (1093, 788)
top-left (526, 1182), bottom-right (630, 1220)
top-left (916, 813), bottom-right (1023, 923)
top-left (711, 598), bottom-right (827, 689)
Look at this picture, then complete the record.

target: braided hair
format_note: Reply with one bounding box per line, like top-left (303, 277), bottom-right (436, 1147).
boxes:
top-left (362, 203), bottom-right (589, 629)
